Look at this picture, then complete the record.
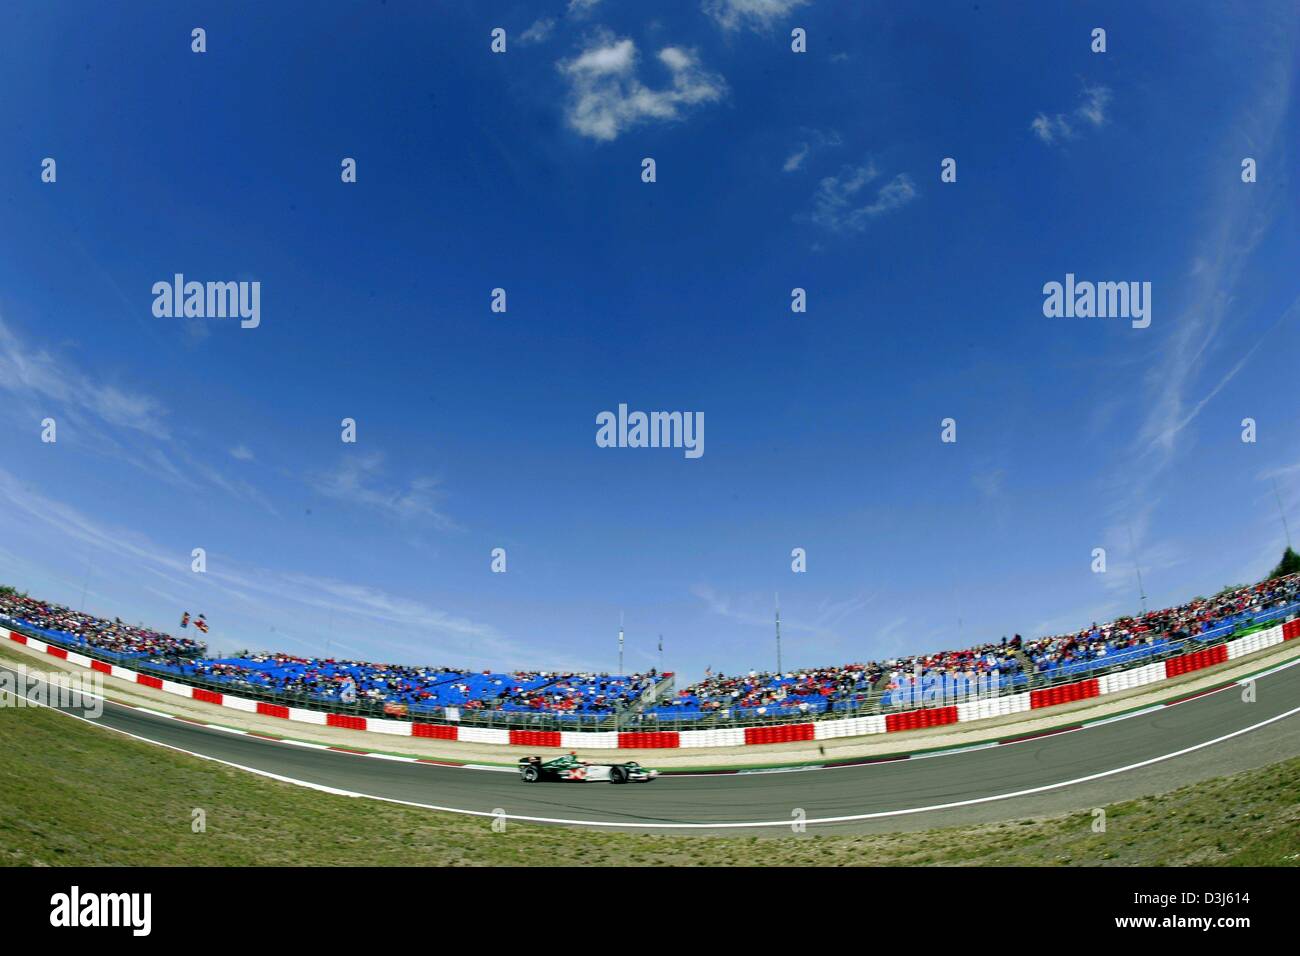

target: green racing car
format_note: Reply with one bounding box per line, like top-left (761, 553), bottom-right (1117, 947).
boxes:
top-left (518, 752), bottom-right (659, 784)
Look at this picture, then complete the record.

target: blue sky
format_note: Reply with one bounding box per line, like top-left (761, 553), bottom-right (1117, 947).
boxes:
top-left (0, 1), bottom-right (1297, 681)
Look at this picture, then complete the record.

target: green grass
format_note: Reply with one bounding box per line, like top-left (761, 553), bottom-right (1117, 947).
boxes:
top-left (2, 699), bottom-right (1297, 866)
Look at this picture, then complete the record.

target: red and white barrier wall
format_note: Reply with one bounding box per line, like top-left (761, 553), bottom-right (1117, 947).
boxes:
top-left (3, 619), bottom-right (1296, 750)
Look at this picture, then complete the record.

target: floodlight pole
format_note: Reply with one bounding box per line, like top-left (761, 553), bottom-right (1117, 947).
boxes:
top-left (1128, 525), bottom-right (1148, 614)
top-left (1272, 478), bottom-right (1293, 549)
top-left (775, 593), bottom-right (783, 675)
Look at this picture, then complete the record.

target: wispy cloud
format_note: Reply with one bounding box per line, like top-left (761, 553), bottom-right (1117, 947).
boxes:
top-left (783, 142), bottom-right (810, 172)
top-left (807, 163), bottom-right (917, 232)
top-left (782, 127), bottom-right (841, 172)
top-left (1097, 536), bottom-right (1187, 597)
top-left (0, 315), bottom-right (278, 513)
top-left (691, 584), bottom-right (871, 641)
top-left (1143, 294), bottom-right (1300, 455)
top-left (971, 467), bottom-right (1006, 500)
top-left (704, 0), bottom-right (811, 32)
top-left (519, 18), bottom-right (556, 46)
top-left (0, 316), bottom-right (168, 437)
top-left (184, 449), bottom-right (279, 515)
top-left (0, 465), bottom-right (523, 666)
top-left (311, 452), bottom-right (456, 529)
top-left (136, 445), bottom-right (279, 516)
top-left (521, 1), bottom-right (603, 47)
top-left (557, 32), bottom-right (727, 141)
top-left (230, 444), bottom-right (255, 461)
top-left (1092, 22), bottom-right (1297, 585)
top-left (1031, 83), bottom-right (1112, 144)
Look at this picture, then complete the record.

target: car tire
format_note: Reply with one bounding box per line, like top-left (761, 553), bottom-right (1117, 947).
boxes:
top-left (521, 764), bottom-right (540, 783)
top-left (609, 765), bottom-right (628, 784)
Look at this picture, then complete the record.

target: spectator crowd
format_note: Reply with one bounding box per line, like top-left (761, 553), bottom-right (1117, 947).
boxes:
top-left (0, 589), bottom-right (204, 659)
top-left (2, 573), bottom-right (1297, 721)
top-left (653, 573), bottom-right (1300, 718)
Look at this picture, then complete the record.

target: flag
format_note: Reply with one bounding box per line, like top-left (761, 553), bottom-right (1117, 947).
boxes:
top-left (180, 612), bottom-right (190, 629)
top-left (193, 614), bottom-right (209, 634)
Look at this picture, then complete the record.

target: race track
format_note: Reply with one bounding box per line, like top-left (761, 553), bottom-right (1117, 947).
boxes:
top-left (8, 658), bottom-right (1300, 834)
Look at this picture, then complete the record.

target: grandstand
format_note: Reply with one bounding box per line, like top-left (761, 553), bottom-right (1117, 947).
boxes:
top-left (177, 654), bottom-right (663, 718)
top-left (1, 572), bottom-right (1297, 730)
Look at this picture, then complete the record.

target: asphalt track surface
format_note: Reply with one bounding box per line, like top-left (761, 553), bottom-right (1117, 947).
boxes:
top-left (8, 658), bottom-right (1300, 834)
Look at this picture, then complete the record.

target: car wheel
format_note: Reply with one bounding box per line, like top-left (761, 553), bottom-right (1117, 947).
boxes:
top-left (609, 765), bottom-right (628, 784)
top-left (522, 764), bottom-right (540, 783)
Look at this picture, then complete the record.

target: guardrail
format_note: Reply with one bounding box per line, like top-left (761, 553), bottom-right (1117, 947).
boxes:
top-left (4, 600), bottom-right (1296, 734)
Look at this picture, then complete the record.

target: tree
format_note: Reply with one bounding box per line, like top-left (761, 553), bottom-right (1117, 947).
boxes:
top-left (1269, 546), bottom-right (1300, 579)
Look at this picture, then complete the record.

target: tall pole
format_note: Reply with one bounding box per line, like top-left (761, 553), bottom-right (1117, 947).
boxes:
top-left (1272, 478), bottom-right (1293, 550)
top-left (657, 634), bottom-right (663, 674)
top-left (775, 593), bottom-right (782, 675)
top-left (1128, 525), bottom-right (1148, 615)
top-left (618, 611), bottom-right (624, 675)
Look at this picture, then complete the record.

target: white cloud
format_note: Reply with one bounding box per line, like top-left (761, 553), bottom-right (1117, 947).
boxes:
top-left (1030, 113), bottom-right (1070, 144)
top-left (808, 164), bottom-right (917, 231)
top-left (520, 2), bottom-right (603, 47)
top-left (691, 583), bottom-right (871, 644)
top-left (1032, 83), bottom-right (1112, 144)
top-left (0, 320), bottom-right (283, 513)
top-left (971, 467), bottom-right (1006, 500)
top-left (311, 452), bottom-right (455, 528)
top-left (0, 465), bottom-right (523, 666)
top-left (782, 128), bottom-right (841, 173)
top-left (0, 317), bottom-right (168, 437)
top-left (1077, 83), bottom-right (1111, 126)
top-left (557, 33), bottom-right (726, 141)
top-left (519, 18), bottom-right (556, 46)
top-left (230, 444), bottom-right (255, 461)
top-left (1103, 45), bottom-right (1294, 589)
top-left (704, 0), bottom-right (811, 32)
top-left (783, 143), bottom-right (810, 172)
top-left (183, 448), bottom-right (279, 515)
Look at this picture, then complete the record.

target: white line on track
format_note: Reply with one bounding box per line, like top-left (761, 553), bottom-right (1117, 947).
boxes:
top-left (9, 665), bottom-right (1299, 830)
